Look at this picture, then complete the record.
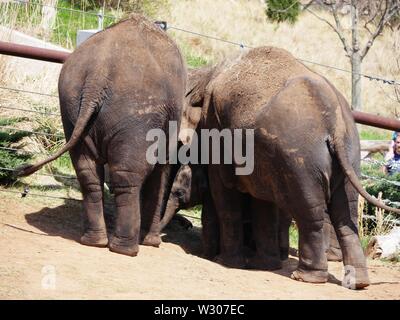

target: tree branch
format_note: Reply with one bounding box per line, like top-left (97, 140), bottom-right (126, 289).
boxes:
top-left (306, 5), bottom-right (352, 57)
top-left (361, 0), bottom-right (400, 60)
top-left (363, 0), bottom-right (385, 35)
top-left (302, 0), bottom-right (316, 11)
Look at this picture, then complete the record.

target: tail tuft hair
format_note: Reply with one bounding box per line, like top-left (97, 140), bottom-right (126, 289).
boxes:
top-left (14, 163), bottom-right (41, 178)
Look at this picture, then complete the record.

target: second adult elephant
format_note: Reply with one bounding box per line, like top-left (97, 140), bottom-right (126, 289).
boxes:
top-left (181, 46), bottom-right (400, 289)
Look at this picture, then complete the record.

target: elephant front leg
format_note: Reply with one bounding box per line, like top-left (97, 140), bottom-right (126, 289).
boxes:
top-left (247, 198), bottom-right (281, 270)
top-left (140, 164), bottom-right (172, 247)
top-left (324, 214), bottom-right (343, 262)
top-left (108, 185), bottom-right (141, 256)
top-left (201, 189), bottom-right (219, 260)
top-left (278, 210), bottom-right (292, 261)
top-left (208, 166), bottom-right (245, 268)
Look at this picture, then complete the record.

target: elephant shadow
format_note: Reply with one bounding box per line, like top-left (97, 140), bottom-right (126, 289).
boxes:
top-left (24, 203), bottom-right (343, 287)
top-left (161, 220), bottom-right (204, 256)
top-left (24, 198), bottom-right (117, 243)
top-left (162, 222), bottom-right (343, 286)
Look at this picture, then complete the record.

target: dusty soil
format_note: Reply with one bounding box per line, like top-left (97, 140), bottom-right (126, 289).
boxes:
top-left (0, 190), bottom-right (399, 300)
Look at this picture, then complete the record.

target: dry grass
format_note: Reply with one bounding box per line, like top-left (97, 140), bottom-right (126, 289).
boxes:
top-left (166, 0), bottom-right (400, 123)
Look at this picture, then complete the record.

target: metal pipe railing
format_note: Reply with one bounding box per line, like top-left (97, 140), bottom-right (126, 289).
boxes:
top-left (0, 40), bottom-right (399, 132)
top-left (353, 111), bottom-right (400, 132)
top-left (0, 40), bottom-right (69, 63)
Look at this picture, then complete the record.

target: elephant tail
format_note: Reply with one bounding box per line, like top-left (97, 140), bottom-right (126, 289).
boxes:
top-left (14, 100), bottom-right (99, 177)
top-left (328, 86), bottom-right (400, 215)
top-left (335, 146), bottom-right (400, 214)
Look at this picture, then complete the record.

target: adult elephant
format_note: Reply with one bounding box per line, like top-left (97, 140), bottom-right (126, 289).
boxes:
top-left (180, 46), bottom-right (400, 289)
top-left (17, 14), bottom-right (187, 257)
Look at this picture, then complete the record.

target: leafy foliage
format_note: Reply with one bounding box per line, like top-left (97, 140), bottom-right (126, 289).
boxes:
top-left (0, 118), bottom-right (32, 184)
top-left (265, 0), bottom-right (300, 24)
top-left (73, 0), bottom-right (169, 18)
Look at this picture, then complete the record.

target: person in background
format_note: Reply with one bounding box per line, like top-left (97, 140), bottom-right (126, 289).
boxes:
top-left (384, 131), bottom-right (398, 161)
top-left (383, 133), bottom-right (400, 175)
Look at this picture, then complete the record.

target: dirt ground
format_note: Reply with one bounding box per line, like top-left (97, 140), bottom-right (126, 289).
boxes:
top-left (0, 190), bottom-right (399, 300)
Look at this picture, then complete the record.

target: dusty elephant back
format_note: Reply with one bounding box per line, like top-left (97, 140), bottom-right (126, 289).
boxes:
top-left (58, 14), bottom-right (186, 129)
top-left (57, 14), bottom-right (187, 160)
top-left (211, 46), bottom-right (316, 128)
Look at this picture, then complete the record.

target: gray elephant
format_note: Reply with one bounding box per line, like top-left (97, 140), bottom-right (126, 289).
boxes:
top-left (181, 46), bottom-right (400, 289)
top-left (16, 14), bottom-right (187, 257)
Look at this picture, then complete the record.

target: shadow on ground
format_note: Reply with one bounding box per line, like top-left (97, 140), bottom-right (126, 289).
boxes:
top-left (24, 198), bottom-right (117, 243)
top-left (24, 201), bottom-right (342, 286)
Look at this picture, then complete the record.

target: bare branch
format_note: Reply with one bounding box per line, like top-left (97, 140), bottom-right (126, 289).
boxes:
top-left (306, 5), bottom-right (352, 56)
top-left (363, 0), bottom-right (385, 35)
top-left (302, 0), bottom-right (316, 11)
top-left (361, 0), bottom-right (400, 60)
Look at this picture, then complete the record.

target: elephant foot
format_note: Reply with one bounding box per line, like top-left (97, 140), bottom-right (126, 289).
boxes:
top-left (214, 253), bottom-right (246, 269)
top-left (246, 254), bottom-right (282, 271)
top-left (326, 247), bottom-right (343, 262)
top-left (80, 229), bottom-right (108, 248)
top-left (109, 236), bottom-right (139, 257)
top-left (141, 233), bottom-right (162, 247)
top-left (290, 269), bottom-right (329, 284)
top-left (342, 266), bottom-right (370, 290)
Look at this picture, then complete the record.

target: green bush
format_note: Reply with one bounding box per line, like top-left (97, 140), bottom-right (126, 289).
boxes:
top-left (0, 118), bottom-right (32, 184)
top-left (265, 0), bottom-right (300, 24)
top-left (73, 0), bottom-right (169, 17)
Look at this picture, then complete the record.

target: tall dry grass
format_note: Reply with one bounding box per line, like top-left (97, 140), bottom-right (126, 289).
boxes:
top-left (165, 0), bottom-right (400, 130)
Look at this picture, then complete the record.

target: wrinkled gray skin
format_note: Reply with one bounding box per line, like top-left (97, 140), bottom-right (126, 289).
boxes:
top-left (16, 15), bottom-right (187, 257)
top-left (161, 164), bottom-right (342, 262)
top-left (179, 46), bottom-right (400, 289)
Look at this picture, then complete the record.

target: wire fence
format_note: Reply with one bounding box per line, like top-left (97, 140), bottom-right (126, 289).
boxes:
top-left (9, 0), bottom-right (117, 20)
top-left (2, 0), bottom-right (399, 86)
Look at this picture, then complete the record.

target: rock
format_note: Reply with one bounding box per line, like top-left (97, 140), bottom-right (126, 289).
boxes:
top-left (366, 227), bottom-right (400, 260)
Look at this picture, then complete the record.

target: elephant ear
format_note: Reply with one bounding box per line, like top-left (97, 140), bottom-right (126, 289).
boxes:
top-left (185, 67), bottom-right (215, 107)
top-left (180, 67), bottom-right (215, 145)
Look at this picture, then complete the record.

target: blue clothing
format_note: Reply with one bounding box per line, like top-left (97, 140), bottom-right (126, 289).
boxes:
top-left (385, 152), bottom-right (400, 175)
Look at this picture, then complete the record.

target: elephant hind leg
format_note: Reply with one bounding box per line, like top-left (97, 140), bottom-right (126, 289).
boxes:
top-left (107, 163), bottom-right (152, 256)
top-left (328, 183), bottom-right (370, 289)
top-left (291, 203), bottom-right (329, 284)
top-left (70, 144), bottom-right (108, 248)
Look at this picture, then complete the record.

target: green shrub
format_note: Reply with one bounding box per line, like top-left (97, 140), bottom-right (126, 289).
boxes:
top-left (265, 0), bottom-right (300, 24)
top-left (74, 0), bottom-right (169, 18)
top-left (0, 117), bottom-right (33, 184)
top-left (360, 129), bottom-right (391, 140)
